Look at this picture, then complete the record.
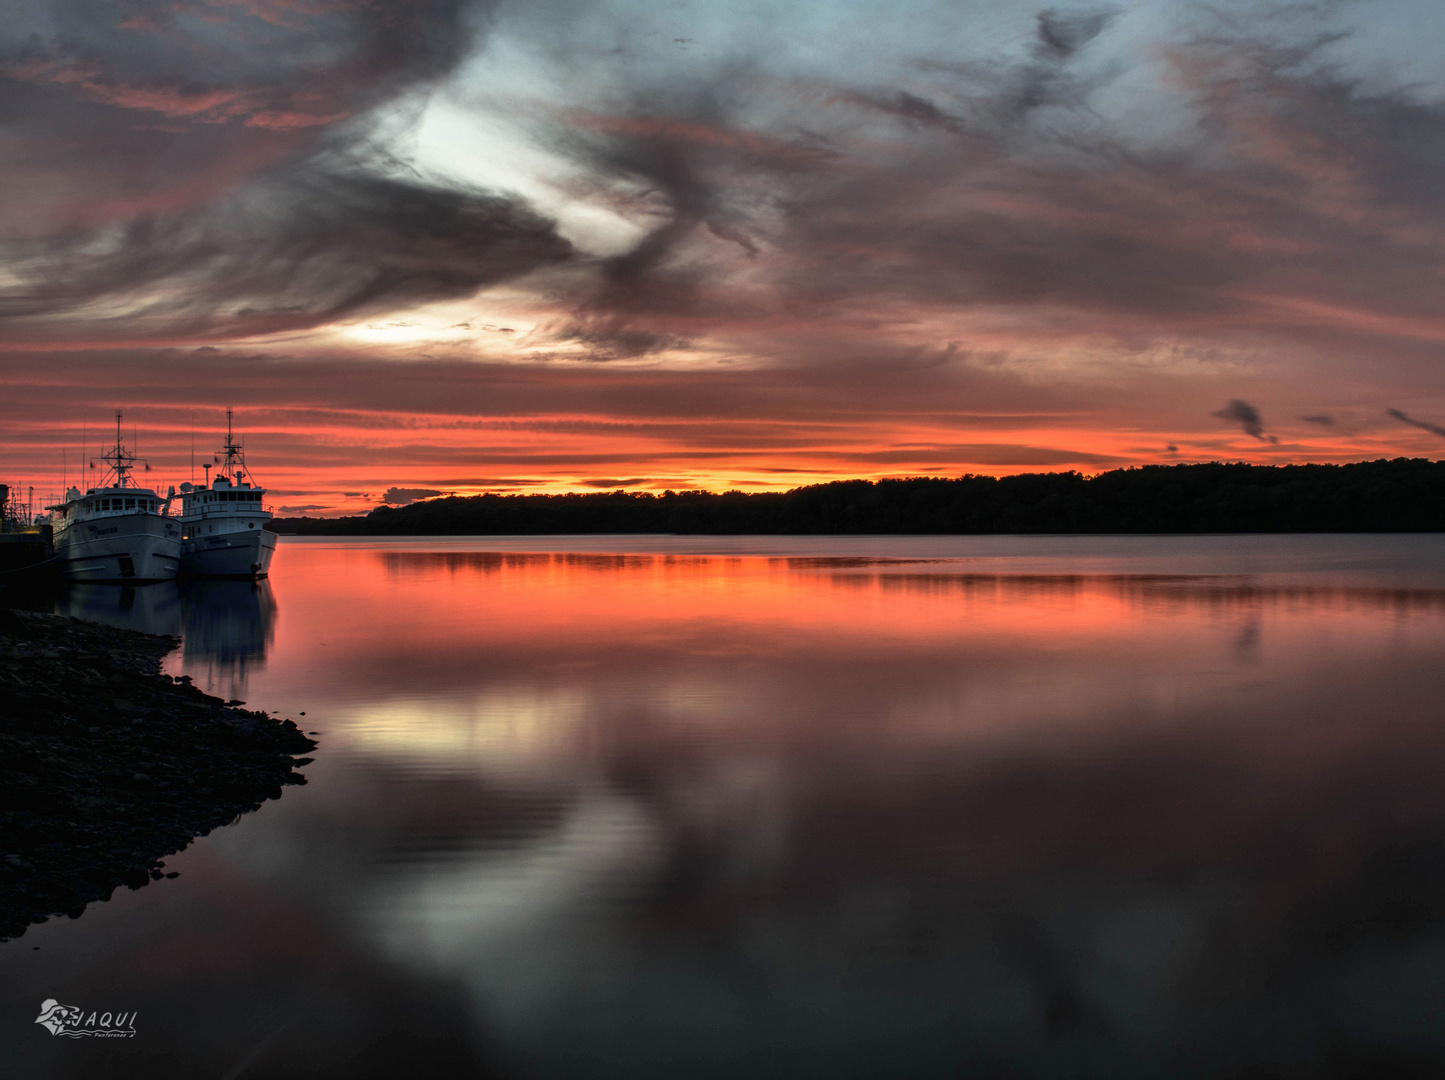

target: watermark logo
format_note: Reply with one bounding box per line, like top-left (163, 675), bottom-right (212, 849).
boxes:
top-left (35, 999), bottom-right (137, 1038)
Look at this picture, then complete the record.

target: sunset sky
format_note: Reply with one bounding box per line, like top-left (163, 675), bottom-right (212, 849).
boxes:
top-left (5, 0), bottom-right (1445, 513)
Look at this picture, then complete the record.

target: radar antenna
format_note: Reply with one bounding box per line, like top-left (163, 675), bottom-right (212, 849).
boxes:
top-left (99, 411), bottom-right (144, 489)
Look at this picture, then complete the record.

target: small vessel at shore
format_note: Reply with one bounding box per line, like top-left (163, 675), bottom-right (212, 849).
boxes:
top-left (48, 414), bottom-right (181, 583)
top-left (0, 483), bottom-right (50, 581)
top-left (177, 411), bottom-right (276, 579)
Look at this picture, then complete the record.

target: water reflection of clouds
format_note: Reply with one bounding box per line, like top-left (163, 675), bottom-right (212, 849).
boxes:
top-left (66, 537), bottom-right (1445, 1077)
top-left (378, 550), bottom-right (722, 581)
top-left (340, 690), bottom-right (592, 778)
top-left (258, 668), bottom-right (1445, 1076)
top-left (336, 548), bottom-right (1445, 1071)
top-left (374, 547), bottom-right (1445, 617)
top-left (846, 571), bottom-right (1445, 614)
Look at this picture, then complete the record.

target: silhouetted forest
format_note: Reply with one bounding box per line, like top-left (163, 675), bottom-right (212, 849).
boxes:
top-left (269, 459), bottom-right (1445, 535)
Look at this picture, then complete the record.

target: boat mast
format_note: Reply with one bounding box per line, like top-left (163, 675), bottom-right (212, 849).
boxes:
top-left (223, 408), bottom-right (247, 485)
top-left (100, 411), bottom-right (139, 489)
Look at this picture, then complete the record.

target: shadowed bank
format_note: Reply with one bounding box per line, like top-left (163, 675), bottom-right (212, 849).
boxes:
top-left (271, 460), bottom-right (1445, 536)
top-left (0, 609), bottom-right (315, 940)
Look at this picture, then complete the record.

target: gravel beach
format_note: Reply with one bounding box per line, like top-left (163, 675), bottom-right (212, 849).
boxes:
top-left (0, 607), bottom-right (316, 941)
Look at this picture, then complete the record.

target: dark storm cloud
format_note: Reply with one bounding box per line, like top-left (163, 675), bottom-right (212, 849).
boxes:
top-left (1034, 8), bottom-right (1115, 58)
top-left (1213, 400), bottom-right (1278, 444)
top-left (381, 487), bottom-right (445, 504)
top-left (0, 0), bottom-right (572, 342)
top-left (1300, 414), bottom-right (1335, 426)
top-left (519, 5), bottom-right (1445, 375)
top-left (1387, 408), bottom-right (1445, 440)
top-left (1, 0), bottom-right (480, 222)
top-left (579, 477), bottom-right (656, 487)
top-left (2, 166), bottom-right (572, 342)
top-left (832, 90), bottom-right (963, 134)
top-left (557, 313), bottom-right (689, 360)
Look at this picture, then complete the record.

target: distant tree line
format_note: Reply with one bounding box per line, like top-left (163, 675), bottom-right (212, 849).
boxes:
top-left (268, 459), bottom-right (1445, 535)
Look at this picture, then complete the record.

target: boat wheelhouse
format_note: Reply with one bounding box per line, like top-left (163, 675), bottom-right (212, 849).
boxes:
top-left (177, 411), bottom-right (276, 579)
top-left (48, 414), bottom-right (181, 583)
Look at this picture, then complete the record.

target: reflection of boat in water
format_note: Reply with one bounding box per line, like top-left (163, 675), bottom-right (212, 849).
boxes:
top-left (52, 578), bottom-right (275, 677)
top-left (177, 411), bottom-right (276, 579)
top-left (181, 578), bottom-right (276, 674)
top-left (54, 582), bottom-right (183, 638)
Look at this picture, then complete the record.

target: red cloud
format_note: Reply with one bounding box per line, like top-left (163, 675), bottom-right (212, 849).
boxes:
top-left (243, 110), bottom-right (351, 130)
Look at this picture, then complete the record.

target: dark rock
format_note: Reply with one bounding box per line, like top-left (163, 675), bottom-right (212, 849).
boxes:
top-left (0, 611), bottom-right (319, 941)
top-left (68, 879), bottom-right (107, 904)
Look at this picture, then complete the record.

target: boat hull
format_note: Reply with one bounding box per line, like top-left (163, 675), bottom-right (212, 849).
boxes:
top-left (53, 514), bottom-right (181, 583)
top-left (180, 527), bottom-right (276, 578)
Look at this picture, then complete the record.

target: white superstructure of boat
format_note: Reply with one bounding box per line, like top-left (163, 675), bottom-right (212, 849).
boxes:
top-left (177, 410), bottom-right (276, 579)
top-left (47, 414), bottom-right (181, 583)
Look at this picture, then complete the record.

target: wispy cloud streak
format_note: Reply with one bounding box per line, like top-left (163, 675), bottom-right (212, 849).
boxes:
top-left (1213, 400), bottom-right (1277, 444)
top-left (1387, 409), bottom-right (1445, 440)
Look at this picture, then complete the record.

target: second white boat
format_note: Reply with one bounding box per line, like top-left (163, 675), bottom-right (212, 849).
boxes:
top-left (177, 411), bottom-right (276, 579)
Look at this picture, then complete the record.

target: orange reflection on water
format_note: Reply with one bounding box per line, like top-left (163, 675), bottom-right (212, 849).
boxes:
top-left (212, 540), bottom-right (1445, 777)
top-left (134, 536), bottom-right (1445, 1074)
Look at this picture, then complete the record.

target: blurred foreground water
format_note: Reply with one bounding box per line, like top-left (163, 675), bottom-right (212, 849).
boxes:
top-left (6, 534), bottom-right (1445, 1078)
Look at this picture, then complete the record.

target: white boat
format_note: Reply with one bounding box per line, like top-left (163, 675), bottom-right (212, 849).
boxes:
top-left (48, 414), bottom-right (181, 583)
top-left (177, 411), bottom-right (276, 579)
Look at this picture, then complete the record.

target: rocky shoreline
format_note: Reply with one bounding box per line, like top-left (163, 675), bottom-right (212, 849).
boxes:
top-left (0, 607), bottom-right (316, 941)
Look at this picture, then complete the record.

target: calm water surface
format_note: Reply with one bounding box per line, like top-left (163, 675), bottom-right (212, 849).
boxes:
top-left (8, 534), bottom-right (1445, 1078)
